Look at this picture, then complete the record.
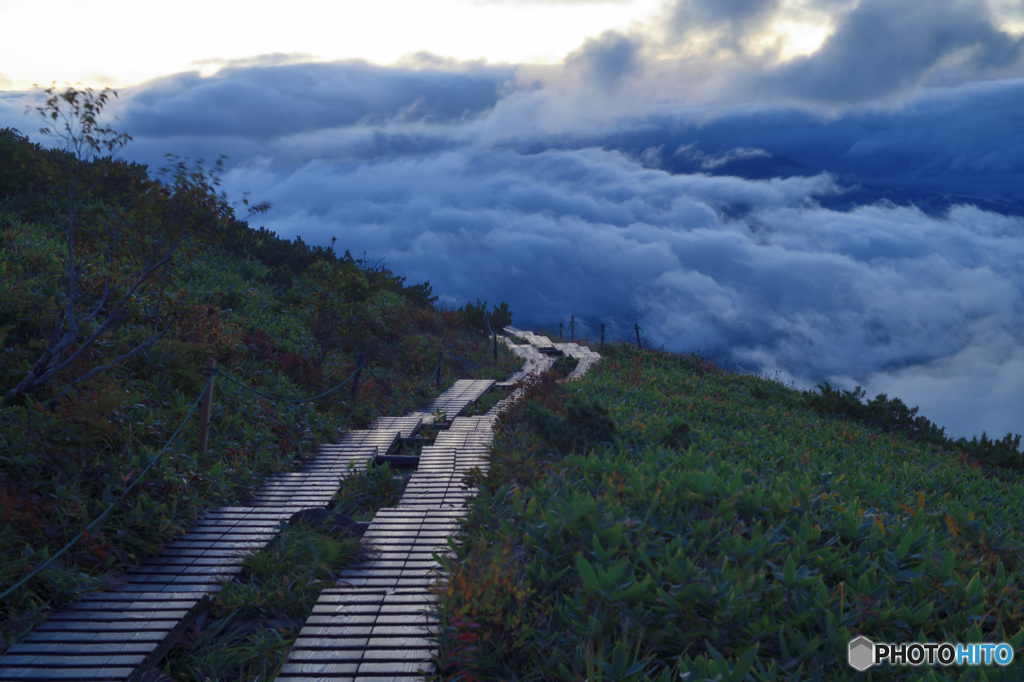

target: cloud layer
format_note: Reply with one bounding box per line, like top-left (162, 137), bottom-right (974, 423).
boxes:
top-left (217, 143), bottom-right (1024, 441)
top-left (2, 0), bottom-right (1023, 441)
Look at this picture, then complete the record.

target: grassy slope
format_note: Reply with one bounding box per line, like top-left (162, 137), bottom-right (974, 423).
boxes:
top-left (0, 128), bottom-right (521, 653)
top-left (436, 343), bottom-right (1024, 681)
top-left (159, 460), bottom-right (413, 681)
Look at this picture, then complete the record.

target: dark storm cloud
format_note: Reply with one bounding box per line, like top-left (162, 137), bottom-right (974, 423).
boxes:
top-left (219, 143), bottom-right (1024, 440)
top-left (619, 79), bottom-right (1024, 204)
top-left (666, 0), bottom-right (782, 51)
top-left (564, 31), bottom-right (644, 89)
top-left (771, 0), bottom-right (1024, 102)
top-left (108, 59), bottom-right (515, 168)
top-left (645, 0), bottom-right (1024, 105)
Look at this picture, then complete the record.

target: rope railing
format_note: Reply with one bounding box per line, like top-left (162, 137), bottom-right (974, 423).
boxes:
top-left (211, 360), bottom-right (367, 404)
top-left (450, 319), bottom-right (496, 373)
top-left (1, 335), bottom-right (504, 601)
top-left (0, 373), bottom-right (215, 602)
top-left (539, 317), bottom-right (653, 351)
top-left (362, 353), bottom-right (445, 398)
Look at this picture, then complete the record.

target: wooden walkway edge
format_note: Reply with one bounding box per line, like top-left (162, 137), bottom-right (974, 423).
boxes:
top-left (0, 335), bottom-right (600, 681)
top-left (274, 333), bottom-right (601, 681)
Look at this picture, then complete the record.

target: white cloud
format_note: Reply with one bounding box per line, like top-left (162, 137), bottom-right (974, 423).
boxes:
top-left (216, 142), bottom-right (1024, 441)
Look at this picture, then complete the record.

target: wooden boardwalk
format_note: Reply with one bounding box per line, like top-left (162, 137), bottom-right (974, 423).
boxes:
top-left (0, 335), bottom-right (599, 681)
top-left (0, 434), bottom-right (381, 681)
top-left (276, 413), bottom-right (497, 680)
top-left (275, 333), bottom-right (599, 681)
top-left (504, 326), bottom-right (602, 380)
top-left (415, 378), bottom-right (494, 419)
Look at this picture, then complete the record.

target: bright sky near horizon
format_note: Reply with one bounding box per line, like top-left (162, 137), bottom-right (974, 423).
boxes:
top-left (1, 0), bottom-right (1023, 442)
top-left (1, 0), bottom-right (670, 90)
top-left (5, 0), bottom-right (1021, 92)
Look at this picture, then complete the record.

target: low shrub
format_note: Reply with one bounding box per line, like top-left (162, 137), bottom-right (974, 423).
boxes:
top-left (435, 344), bottom-right (1024, 681)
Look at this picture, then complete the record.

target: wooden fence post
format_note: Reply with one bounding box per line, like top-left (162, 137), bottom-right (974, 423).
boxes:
top-left (570, 315), bottom-right (575, 342)
top-left (634, 324), bottom-right (642, 350)
top-left (600, 323), bottom-right (605, 350)
top-left (199, 358), bottom-right (216, 453)
top-left (351, 353), bottom-right (365, 400)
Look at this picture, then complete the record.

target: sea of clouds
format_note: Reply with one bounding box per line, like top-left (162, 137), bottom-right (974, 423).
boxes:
top-left (1, 0), bottom-right (1022, 441)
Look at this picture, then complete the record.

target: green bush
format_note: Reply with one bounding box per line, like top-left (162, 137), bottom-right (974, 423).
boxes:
top-left (521, 397), bottom-right (618, 455)
top-left (808, 382), bottom-right (1023, 471)
top-left (460, 298), bottom-right (513, 332)
top-left (0, 114), bottom-right (520, 655)
top-left (436, 344), bottom-right (1024, 681)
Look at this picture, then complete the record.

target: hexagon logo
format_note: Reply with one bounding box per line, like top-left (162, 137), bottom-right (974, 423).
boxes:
top-left (848, 636), bottom-right (875, 671)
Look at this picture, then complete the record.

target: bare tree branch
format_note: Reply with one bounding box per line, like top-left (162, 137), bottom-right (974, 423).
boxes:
top-left (3, 84), bottom-right (227, 406)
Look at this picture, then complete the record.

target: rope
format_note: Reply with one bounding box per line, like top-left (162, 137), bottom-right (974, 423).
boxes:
top-left (212, 360), bottom-right (366, 403)
top-left (0, 334), bottom-right (491, 600)
top-left (439, 314), bottom-right (505, 373)
top-left (0, 374), bottom-right (214, 602)
top-left (451, 328), bottom-right (492, 373)
top-left (364, 354), bottom-right (444, 398)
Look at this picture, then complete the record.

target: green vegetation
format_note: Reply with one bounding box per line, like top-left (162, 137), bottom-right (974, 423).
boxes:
top-left (0, 87), bottom-right (518, 653)
top-left (434, 343), bottom-right (1024, 681)
top-left (332, 461), bottom-right (411, 522)
top-left (807, 383), bottom-right (1024, 472)
top-left (161, 521), bottom-right (365, 681)
top-left (160, 462), bottom-right (401, 680)
top-left (460, 298), bottom-right (514, 332)
top-left (7, 83), bottom-right (1024, 680)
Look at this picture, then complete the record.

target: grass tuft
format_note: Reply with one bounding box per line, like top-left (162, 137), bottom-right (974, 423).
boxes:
top-left (433, 342), bottom-right (1024, 681)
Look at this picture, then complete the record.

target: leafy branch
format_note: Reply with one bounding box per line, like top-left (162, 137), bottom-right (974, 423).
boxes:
top-left (3, 85), bottom-right (232, 405)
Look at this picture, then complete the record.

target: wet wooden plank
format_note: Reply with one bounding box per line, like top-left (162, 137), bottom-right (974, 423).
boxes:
top-left (275, 374), bottom-right (511, 680)
top-left (0, 666), bottom-right (137, 680)
top-left (0, 655), bottom-right (147, 667)
top-left (369, 415), bottom-right (424, 439)
top-left (416, 379), bottom-right (495, 419)
top-left (2, 351), bottom-right (538, 682)
top-left (0, 592), bottom-right (209, 682)
top-left (17, 632), bottom-right (168, 646)
top-left (356, 660), bottom-right (432, 675)
top-left (4, 643), bottom-right (155, 656)
top-left (277, 661), bottom-right (360, 675)
top-left (42, 610), bottom-right (193, 622)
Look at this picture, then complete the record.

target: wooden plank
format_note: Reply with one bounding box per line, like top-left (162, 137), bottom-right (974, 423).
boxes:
top-left (42, 610), bottom-right (193, 622)
top-left (2, 349), bottom-right (538, 682)
top-left (0, 655), bottom-right (147, 667)
top-left (355, 660), bottom-right (432, 675)
top-left (0, 666), bottom-right (136, 680)
top-left (277, 661), bottom-right (360, 675)
top-left (4, 644), bottom-right (155, 656)
top-left (275, 372), bottom-right (510, 680)
top-left (0, 593), bottom-right (209, 682)
top-left (33, 620), bottom-right (182, 632)
top-left (14, 632), bottom-right (167, 644)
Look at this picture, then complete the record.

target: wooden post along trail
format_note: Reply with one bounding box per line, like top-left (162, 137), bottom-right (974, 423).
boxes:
top-left (0, 329), bottom-right (601, 681)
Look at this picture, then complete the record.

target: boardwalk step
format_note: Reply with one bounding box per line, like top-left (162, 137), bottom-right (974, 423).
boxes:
top-left (0, 592), bottom-right (209, 681)
top-left (277, 589), bottom-right (437, 681)
top-left (0, 332), bottom-right (602, 682)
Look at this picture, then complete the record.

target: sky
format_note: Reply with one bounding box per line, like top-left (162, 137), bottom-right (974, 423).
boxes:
top-left (1, 0), bottom-right (1023, 443)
